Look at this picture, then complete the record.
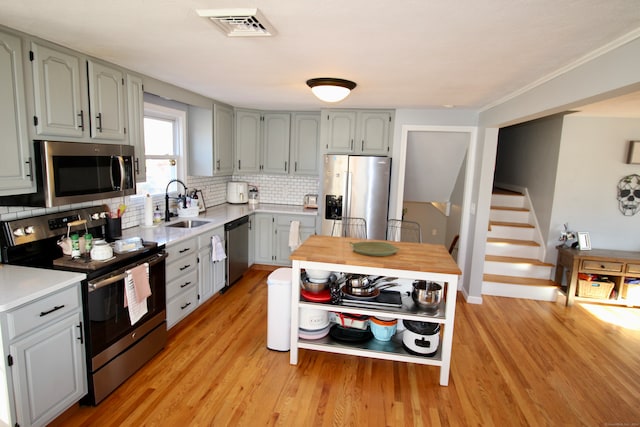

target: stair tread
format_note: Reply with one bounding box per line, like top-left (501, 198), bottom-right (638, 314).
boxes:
top-left (491, 206), bottom-right (529, 212)
top-left (485, 255), bottom-right (554, 266)
top-left (492, 188), bottom-right (523, 196)
top-left (487, 237), bottom-right (540, 246)
top-left (483, 274), bottom-right (558, 287)
top-left (490, 221), bottom-right (534, 228)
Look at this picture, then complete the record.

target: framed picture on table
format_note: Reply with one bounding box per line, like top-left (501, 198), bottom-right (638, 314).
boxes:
top-left (577, 232), bottom-right (591, 250)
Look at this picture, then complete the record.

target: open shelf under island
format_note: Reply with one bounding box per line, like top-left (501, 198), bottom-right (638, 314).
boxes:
top-left (289, 235), bottom-right (461, 386)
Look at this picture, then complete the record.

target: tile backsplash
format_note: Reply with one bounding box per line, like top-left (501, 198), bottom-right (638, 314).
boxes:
top-left (0, 174), bottom-right (319, 228)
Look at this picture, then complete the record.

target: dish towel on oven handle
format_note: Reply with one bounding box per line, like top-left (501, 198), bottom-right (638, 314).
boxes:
top-left (289, 220), bottom-right (301, 251)
top-left (211, 235), bottom-right (226, 262)
top-left (124, 262), bottom-right (151, 325)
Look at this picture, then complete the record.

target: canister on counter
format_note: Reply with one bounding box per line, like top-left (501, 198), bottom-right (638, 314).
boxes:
top-left (84, 233), bottom-right (93, 253)
top-left (71, 234), bottom-right (81, 258)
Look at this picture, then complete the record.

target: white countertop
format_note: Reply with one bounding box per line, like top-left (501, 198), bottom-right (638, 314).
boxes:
top-left (122, 203), bottom-right (318, 247)
top-left (0, 204), bottom-right (314, 312)
top-left (0, 265), bottom-right (86, 312)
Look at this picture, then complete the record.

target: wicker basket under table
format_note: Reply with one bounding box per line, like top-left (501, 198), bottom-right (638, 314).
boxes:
top-left (577, 279), bottom-right (614, 299)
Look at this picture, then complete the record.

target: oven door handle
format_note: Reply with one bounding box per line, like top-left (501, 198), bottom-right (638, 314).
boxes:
top-left (89, 272), bottom-right (128, 291)
top-left (88, 252), bottom-right (167, 292)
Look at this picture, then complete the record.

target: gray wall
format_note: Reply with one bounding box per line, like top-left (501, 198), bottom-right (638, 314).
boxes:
top-left (494, 113), bottom-right (564, 260)
top-left (551, 115), bottom-right (640, 252)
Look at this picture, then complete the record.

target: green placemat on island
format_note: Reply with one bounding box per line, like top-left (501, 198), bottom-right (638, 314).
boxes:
top-left (350, 241), bottom-right (398, 257)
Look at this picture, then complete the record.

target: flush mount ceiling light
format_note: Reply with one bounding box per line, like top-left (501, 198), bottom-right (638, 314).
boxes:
top-left (196, 8), bottom-right (276, 37)
top-left (306, 78), bottom-right (357, 103)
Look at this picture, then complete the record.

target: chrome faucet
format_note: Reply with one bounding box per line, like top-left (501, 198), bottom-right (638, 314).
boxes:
top-left (165, 179), bottom-right (188, 222)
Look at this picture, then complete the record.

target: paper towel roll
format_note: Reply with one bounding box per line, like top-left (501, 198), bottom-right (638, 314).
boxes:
top-left (144, 194), bottom-right (153, 227)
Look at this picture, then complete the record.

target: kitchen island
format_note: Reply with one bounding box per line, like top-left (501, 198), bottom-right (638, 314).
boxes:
top-left (289, 235), bottom-right (461, 386)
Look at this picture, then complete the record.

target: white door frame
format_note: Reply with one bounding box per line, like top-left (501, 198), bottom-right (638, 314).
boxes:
top-left (395, 125), bottom-right (478, 289)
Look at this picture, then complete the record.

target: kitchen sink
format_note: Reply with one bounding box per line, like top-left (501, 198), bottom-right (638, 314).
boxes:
top-left (166, 220), bottom-right (209, 229)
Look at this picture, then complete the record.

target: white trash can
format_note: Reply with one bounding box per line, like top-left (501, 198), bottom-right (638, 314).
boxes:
top-left (267, 268), bottom-right (292, 351)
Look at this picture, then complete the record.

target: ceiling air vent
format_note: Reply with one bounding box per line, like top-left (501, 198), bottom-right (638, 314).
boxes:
top-left (196, 8), bottom-right (276, 37)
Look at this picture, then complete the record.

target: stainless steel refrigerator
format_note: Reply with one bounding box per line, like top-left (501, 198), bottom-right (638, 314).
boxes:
top-left (321, 155), bottom-right (391, 240)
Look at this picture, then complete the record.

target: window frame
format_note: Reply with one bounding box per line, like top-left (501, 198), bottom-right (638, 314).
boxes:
top-left (137, 102), bottom-right (187, 196)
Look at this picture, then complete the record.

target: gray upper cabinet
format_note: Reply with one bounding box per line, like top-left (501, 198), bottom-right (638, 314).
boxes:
top-left (0, 30), bottom-right (34, 196)
top-left (290, 113), bottom-right (320, 176)
top-left (30, 41), bottom-right (87, 138)
top-left (235, 109), bottom-right (261, 173)
top-left (325, 110), bottom-right (357, 154)
top-left (87, 59), bottom-right (126, 141)
top-left (126, 73), bottom-right (145, 182)
top-left (29, 40), bottom-right (129, 143)
top-left (261, 113), bottom-right (290, 174)
top-left (236, 110), bottom-right (319, 176)
top-left (214, 103), bottom-right (234, 175)
top-left (358, 111), bottom-right (392, 155)
top-left (188, 103), bottom-right (234, 177)
top-left (324, 109), bottom-right (393, 155)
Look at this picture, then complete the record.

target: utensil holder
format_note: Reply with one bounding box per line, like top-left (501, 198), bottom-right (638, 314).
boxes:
top-left (106, 217), bottom-right (122, 241)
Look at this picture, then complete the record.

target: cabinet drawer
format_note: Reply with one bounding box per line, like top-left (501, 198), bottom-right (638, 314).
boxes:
top-left (6, 285), bottom-right (81, 340)
top-left (166, 269), bottom-right (198, 300)
top-left (627, 263), bottom-right (640, 275)
top-left (166, 238), bottom-right (197, 260)
top-left (166, 252), bottom-right (198, 282)
top-left (276, 214), bottom-right (315, 228)
top-left (581, 260), bottom-right (624, 273)
top-left (166, 287), bottom-right (198, 329)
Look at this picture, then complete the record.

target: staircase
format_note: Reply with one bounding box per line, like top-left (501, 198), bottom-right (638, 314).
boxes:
top-left (482, 189), bottom-right (559, 301)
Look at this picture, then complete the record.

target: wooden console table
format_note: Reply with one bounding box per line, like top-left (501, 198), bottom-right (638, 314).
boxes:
top-left (554, 247), bottom-right (640, 306)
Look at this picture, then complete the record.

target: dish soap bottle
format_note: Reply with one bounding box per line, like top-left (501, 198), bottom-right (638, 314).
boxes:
top-left (153, 205), bottom-right (162, 224)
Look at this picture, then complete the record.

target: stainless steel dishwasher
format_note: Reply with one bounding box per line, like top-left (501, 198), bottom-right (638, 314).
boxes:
top-left (223, 215), bottom-right (249, 291)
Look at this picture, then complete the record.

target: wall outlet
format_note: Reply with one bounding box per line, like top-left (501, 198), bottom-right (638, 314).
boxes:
top-left (432, 228), bottom-right (437, 236)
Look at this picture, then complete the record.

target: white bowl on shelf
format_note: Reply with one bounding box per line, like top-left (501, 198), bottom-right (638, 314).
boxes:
top-left (305, 269), bottom-right (331, 282)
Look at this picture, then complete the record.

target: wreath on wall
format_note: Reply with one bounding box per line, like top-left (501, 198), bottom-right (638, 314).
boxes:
top-left (617, 174), bottom-right (640, 216)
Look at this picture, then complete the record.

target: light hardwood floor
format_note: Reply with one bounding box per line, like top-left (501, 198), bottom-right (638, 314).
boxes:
top-left (50, 266), bottom-right (640, 426)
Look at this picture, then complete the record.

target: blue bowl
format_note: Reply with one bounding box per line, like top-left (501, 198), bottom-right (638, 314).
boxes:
top-left (369, 318), bottom-right (397, 341)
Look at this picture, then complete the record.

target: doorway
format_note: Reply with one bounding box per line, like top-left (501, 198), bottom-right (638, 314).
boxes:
top-left (394, 125), bottom-right (477, 287)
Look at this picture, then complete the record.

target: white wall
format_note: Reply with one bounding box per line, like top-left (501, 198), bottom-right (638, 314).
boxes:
top-left (389, 109), bottom-right (478, 217)
top-left (550, 115), bottom-right (640, 252)
top-left (402, 202), bottom-right (447, 245)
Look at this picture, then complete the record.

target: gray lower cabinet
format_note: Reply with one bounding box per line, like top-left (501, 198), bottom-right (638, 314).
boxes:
top-left (254, 213), bottom-right (316, 266)
top-left (0, 30), bottom-right (34, 196)
top-left (165, 237), bottom-right (198, 329)
top-left (0, 283), bottom-right (86, 427)
top-left (197, 227), bottom-right (226, 304)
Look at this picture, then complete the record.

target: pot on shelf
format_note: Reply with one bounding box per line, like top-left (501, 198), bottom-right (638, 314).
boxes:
top-left (411, 280), bottom-right (442, 311)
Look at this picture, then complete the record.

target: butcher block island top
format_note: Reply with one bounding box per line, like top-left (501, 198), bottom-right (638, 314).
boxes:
top-left (289, 235), bottom-right (461, 386)
top-left (290, 235), bottom-right (461, 276)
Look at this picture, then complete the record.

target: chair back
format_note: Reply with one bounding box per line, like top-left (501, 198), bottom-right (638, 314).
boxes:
top-left (332, 217), bottom-right (367, 239)
top-left (386, 219), bottom-right (422, 243)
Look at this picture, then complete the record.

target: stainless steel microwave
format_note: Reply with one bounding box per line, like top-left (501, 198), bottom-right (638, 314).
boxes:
top-left (0, 140), bottom-right (136, 207)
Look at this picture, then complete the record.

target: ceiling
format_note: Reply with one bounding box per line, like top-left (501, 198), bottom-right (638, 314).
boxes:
top-left (1, 0), bottom-right (640, 113)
